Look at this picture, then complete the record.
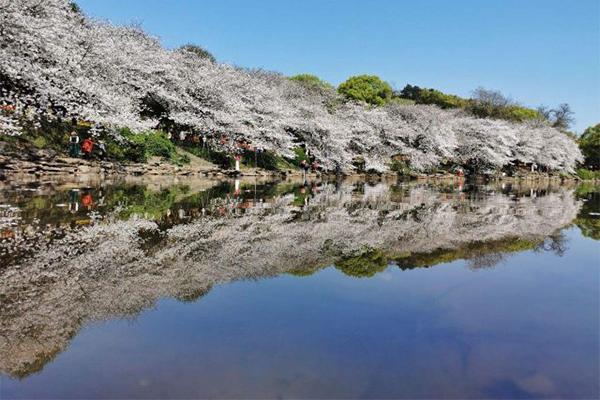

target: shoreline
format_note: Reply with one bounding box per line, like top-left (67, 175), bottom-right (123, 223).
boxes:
top-left (1, 149), bottom-right (597, 186)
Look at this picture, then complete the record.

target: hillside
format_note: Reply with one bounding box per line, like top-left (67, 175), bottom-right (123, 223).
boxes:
top-left (0, 0), bottom-right (583, 173)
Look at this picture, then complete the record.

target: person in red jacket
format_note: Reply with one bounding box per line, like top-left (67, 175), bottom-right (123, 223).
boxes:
top-left (81, 192), bottom-right (93, 208)
top-left (81, 137), bottom-right (94, 159)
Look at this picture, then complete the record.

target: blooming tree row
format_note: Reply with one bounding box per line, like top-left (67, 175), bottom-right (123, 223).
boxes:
top-left (0, 0), bottom-right (583, 172)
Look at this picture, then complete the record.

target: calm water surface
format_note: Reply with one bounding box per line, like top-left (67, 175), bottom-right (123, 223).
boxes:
top-left (0, 178), bottom-right (598, 399)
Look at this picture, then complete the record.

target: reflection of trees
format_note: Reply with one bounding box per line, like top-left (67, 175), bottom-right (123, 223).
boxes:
top-left (174, 285), bottom-right (213, 303)
top-left (335, 249), bottom-right (388, 277)
top-left (0, 182), bottom-right (582, 378)
top-left (574, 187), bottom-right (600, 240)
top-left (368, 236), bottom-right (552, 271)
top-left (539, 233), bottom-right (568, 256)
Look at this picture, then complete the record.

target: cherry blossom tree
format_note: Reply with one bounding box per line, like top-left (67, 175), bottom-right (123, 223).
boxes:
top-left (0, 0), bottom-right (583, 172)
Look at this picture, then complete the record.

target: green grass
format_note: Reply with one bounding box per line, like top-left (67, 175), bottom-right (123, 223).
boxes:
top-left (118, 128), bottom-right (189, 165)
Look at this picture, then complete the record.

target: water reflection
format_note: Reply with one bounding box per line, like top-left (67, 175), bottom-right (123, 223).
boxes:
top-left (0, 178), bottom-right (598, 397)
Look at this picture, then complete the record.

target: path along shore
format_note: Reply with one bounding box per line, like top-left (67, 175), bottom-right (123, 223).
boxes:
top-left (0, 143), bottom-right (595, 185)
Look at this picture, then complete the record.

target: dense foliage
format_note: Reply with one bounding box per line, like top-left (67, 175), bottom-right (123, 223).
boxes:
top-left (579, 124), bottom-right (600, 169)
top-left (118, 128), bottom-right (189, 164)
top-left (289, 74), bottom-right (334, 92)
top-left (0, 0), bottom-right (583, 173)
top-left (337, 75), bottom-right (393, 106)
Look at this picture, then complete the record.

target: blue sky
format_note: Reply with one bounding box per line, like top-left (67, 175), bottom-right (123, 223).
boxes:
top-left (77, 0), bottom-right (598, 133)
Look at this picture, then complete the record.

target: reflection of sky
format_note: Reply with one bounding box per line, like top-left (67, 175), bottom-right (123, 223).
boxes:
top-left (4, 228), bottom-right (598, 399)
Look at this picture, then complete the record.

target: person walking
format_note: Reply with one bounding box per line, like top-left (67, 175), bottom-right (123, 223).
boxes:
top-left (69, 189), bottom-right (79, 213)
top-left (81, 137), bottom-right (94, 159)
top-left (97, 140), bottom-right (107, 159)
top-left (81, 191), bottom-right (93, 208)
top-left (300, 160), bottom-right (310, 183)
top-left (69, 131), bottom-right (80, 157)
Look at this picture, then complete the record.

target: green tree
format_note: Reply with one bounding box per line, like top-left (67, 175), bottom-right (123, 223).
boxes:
top-left (579, 123), bottom-right (600, 169)
top-left (399, 84), bottom-right (422, 101)
top-left (337, 75), bottom-right (393, 106)
top-left (179, 44), bottom-right (216, 63)
top-left (289, 74), bottom-right (334, 92)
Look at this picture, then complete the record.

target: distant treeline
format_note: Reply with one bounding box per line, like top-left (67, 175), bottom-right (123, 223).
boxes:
top-left (290, 74), bottom-right (575, 129)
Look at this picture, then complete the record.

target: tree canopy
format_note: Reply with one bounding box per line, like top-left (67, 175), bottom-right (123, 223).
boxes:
top-left (579, 124), bottom-right (600, 169)
top-left (338, 75), bottom-right (393, 106)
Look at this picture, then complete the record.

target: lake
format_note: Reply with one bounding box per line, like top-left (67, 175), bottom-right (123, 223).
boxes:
top-left (0, 177), bottom-right (598, 399)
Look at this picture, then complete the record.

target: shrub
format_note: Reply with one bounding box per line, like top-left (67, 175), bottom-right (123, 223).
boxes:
top-left (416, 88), bottom-right (468, 109)
top-left (502, 105), bottom-right (540, 121)
top-left (289, 74), bottom-right (334, 92)
top-left (139, 132), bottom-right (173, 159)
top-left (32, 136), bottom-right (47, 148)
top-left (119, 128), bottom-right (187, 164)
top-left (338, 75), bottom-right (393, 106)
top-left (123, 142), bottom-right (146, 163)
top-left (106, 141), bottom-right (126, 160)
top-left (469, 102), bottom-right (540, 121)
